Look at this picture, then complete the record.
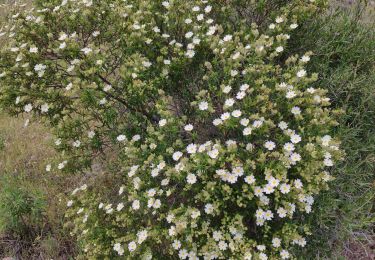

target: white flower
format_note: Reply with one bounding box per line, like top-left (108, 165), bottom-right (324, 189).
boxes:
top-left (264, 141), bottom-right (276, 151)
top-left (186, 173), bottom-right (197, 184)
top-left (81, 47), bottom-right (92, 54)
top-left (113, 243), bottom-right (124, 256)
top-left (268, 177), bottom-right (280, 187)
top-left (297, 69), bottom-right (307, 78)
top-left (290, 23), bottom-right (298, 29)
top-left (294, 179), bottom-right (303, 189)
top-left (218, 241), bottom-right (228, 251)
top-left (147, 189), bottom-right (156, 197)
top-left (191, 209), bottom-right (200, 219)
top-left (213, 118), bottom-right (222, 126)
top-left (253, 120), bottom-right (263, 128)
top-left (153, 199), bottom-right (162, 209)
top-left (184, 124), bottom-right (193, 131)
top-left (59, 42), bottom-right (66, 49)
top-left (283, 142), bottom-right (295, 152)
top-left (204, 203), bottom-right (214, 214)
top-left (301, 55), bottom-right (310, 62)
top-left (220, 112), bottom-right (230, 121)
top-left (244, 175), bottom-right (256, 184)
top-left (166, 214), bottom-right (175, 223)
top-left (264, 184), bottom-right (275, 194)
top-left (117, 203), bottom-right (124, 211)
top-left (231, 110), bottom-right (242, 118)
top-left (240, 118), bottom-right (249, 126)
top-left (40, 104), bottom-right (49, 113)
top-left (132, 134), bottom-right (140, 141)
top-left (276, 46), bottom-right (284, 53)
top-left (277, 207), bottom-right (287, 218)
top-left (223, 35), bottom-right (232, 42)
top-left (198, 101), bottom-right (209, 111)
top-left (290, 152), bottom-right (302, 162)
top-left (58, 161), bottom-right (66, 170)
top-left (197, 14), bottom-right (204, 21)
top-left (73, 140), bottom-right (81, 147)
top-left (243, 127), bottom-right (252, 136)
top-left (236, 91), bottom-right (246, 100)
top-left (223, 85), bottom-right (232, 93)
top-left (290, 134), bottom-right (301, 144)
top-left (276, 16), bottom-right (284, 23)
top-left (46, 164), bottom-right (51, 172)
top-left (278, 121), bottom-right (288, 130)
top-left (264, 210), bottom-right (274, 220)
top-left (272, 238), bottom-right (281, 248)
top-left (185, 18), bottom-right (192, 24)
top-left (24, 103), bottom-right (33, 112)
top-left (117, 135), bottom-right (126, 142)
top-left (162, 1), bottom-right (170, 8)
top-left (67, 200), bottom-right (73, 207)
top-left (159, 118), bottom-right (167, 126)
top-left (179, 249), bottom-right (188, 259)
top-left (324, 158), bottom-right (333, 166)
top-left (205, 5), bottom-right (212, 13)
top-left (192, 6), bottom-right (200, 12)
top-left (186, 143), bottom-right (197, 154)
top-left (208, 149), bottom-right (219, 159)
top-left (137, 230), bottom-right (148, 244)
top-left (172, 240), bottom-right (181, 250)
top-left (321, 135), bottom-right (332, 146)
top-left (286, 91), bottom-right (296, 99)
top-left (230, 70), bottom-right (238, 77)
top-left (291, 106), bottom-right (301, 115)
top-left (280, 250), bottom-right (290, 259)
top-left (128, 241), bottom-right (137, 252)
top-left (132, 200), bottom-right (140, 210)
top-left (29, 47), bottom-right (38, 53)
top-left (185, 31), bottom-right (193, 39)
top-left (186, 49), bottom-right (195, 58)
top-left (224, 98), bottom-right (235, 107)
top-left (240, 84), bottom-right (250, 91)
top-left (207, 26), bottom-right (216, 35)
top-left (279, 183), bottom-right (291, 194)
top-left (173, 151), bottom-right (183, 161)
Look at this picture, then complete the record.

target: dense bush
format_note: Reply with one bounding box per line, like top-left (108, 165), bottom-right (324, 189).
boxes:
top-left (0, 0), bottom-right (344, 259)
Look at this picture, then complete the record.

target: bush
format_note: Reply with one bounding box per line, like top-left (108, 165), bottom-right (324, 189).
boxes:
top-left (0, 0), bottom-right (343, 259)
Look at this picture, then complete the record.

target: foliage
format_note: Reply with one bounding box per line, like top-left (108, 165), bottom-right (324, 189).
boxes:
top-left (0, 0), bottom-right (345, 259)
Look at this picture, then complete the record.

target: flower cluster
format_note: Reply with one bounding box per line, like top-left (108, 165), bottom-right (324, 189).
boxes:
top-left (0, 0), bottom-right (341, 259)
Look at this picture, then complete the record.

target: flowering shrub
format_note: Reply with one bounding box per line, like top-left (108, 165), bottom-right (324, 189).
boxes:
top-left (0, 0), bottom-right (343, 259)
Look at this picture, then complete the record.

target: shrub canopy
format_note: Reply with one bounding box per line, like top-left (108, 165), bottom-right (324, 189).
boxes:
top-left (0, 0), bottom-right (342, 259)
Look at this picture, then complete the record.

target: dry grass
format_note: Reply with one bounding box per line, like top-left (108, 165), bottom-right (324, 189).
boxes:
top-left (0, 114), bottom-right (77, 258)
top-left (0, 114), bottom-right (54, 174)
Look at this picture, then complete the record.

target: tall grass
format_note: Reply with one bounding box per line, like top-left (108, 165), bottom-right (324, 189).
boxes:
top-left (288, 3), bottom-right (375, 259)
